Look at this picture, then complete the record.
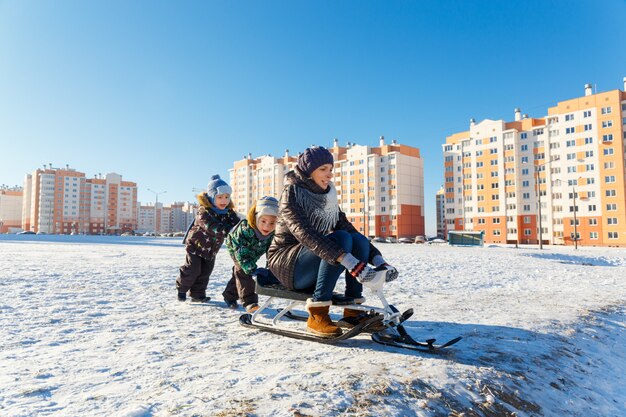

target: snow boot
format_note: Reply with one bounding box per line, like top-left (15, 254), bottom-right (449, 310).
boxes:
top-left (177, 292), bottom-right (187, 302)
top-left (338, 307), bottom-right (385, 332)
top-left (224, 298), bottom-right (238, 309)
top-left (306, 299), bottom-right (342, 338)
top-left (245, 303), bottom-right (260, 313)
top-left (190, 296), bottom-right (211, 303)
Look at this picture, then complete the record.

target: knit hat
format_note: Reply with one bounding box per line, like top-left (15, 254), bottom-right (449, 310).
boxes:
top-left (297, 146), bottom-right (334, 177)
top-left (255, 196), bottom-right (279, 222)
top-left (206, 175), bottom-right (232, 201)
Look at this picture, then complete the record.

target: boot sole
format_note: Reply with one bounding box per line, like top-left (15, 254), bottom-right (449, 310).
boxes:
top-left (306, 326), bottom-right (343, 338)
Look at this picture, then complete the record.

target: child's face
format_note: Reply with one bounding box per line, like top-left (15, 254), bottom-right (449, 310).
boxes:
top-left (310, 163), bottom-right (333, 189)
top-left (214, 194), bottom-right (230, 210)
top-left (257, 215), bottom-right (277, 236)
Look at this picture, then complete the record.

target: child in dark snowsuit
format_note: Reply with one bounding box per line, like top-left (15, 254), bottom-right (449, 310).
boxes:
top-left (177, 175), bottom-right (239, 302)
top-left (223, 196), bottom-right (279, 312)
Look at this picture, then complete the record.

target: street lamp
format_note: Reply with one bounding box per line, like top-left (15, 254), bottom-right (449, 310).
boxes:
top-left (572, 184), bottom-right (579, 250)
top-left (147, 189), bottom-right (166, 236)
top-left (532, 158), bottom-right (559, 250)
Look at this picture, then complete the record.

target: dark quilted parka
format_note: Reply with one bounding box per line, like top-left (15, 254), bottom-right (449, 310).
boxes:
top-left (267, 168), bottom-right (381, 289)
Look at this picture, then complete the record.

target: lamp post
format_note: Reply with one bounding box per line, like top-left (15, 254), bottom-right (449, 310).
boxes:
top-left (572, 184), bottom-right (579, 250)
top-left (532, 160), bottom-right (553, 250)
top-left (147, 189), bottom-right (166, 236)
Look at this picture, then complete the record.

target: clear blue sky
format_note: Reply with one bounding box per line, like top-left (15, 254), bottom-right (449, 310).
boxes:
top-left (1, 0), bottom-right (625, 234)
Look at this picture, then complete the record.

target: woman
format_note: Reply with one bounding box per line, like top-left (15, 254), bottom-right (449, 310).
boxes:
top-left (267, 146), bottom-right (397, 337)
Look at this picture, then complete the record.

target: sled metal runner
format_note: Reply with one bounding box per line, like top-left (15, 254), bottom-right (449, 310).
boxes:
top-left (241, 274), bottom-right (462, 352)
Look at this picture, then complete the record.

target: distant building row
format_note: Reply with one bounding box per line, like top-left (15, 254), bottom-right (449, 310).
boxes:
top-left (230, 137), bottom-right (425, 239)
top-left (0, 166), bottom-right (197, 235)
top-left (443, 79), bottom-right (626, 247)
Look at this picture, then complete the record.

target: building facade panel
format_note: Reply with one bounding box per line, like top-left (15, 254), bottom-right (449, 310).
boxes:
top-left (443, 81), bottom-right (626, 246)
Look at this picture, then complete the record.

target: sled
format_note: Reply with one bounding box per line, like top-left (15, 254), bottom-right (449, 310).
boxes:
top-left (239, 269), bottom-right (462, 352)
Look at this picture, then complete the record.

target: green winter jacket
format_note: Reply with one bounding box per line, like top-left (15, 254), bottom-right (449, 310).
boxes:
top-left (226, 203), bottom-right (274, 275)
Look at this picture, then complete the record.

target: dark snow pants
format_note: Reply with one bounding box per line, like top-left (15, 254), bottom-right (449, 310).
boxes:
top-left (222, 264), bottom-right (258, 308)
top-left (177, 252), bottom-right (215, 299)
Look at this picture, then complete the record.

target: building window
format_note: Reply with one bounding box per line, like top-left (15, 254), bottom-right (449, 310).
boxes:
top-left (608, 217), bottom-right (618, 225)
top-left (601, 106), bottom-right (612, 114)
top-left (606, 203), bottom-right (617, 211)
top-left (524, 229), bottom-right (532, 236)
top-left (608, 232), bottom-right (618, 239)
top-left (588, 218), bottom-right (597, 226)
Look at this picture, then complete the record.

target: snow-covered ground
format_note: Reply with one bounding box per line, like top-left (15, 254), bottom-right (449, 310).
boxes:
top-left (1, 235), bottom-right (625, 417)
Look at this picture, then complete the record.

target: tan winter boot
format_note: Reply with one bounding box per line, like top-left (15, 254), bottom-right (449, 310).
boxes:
top-left (306, 299), bottom-right (342, 338)
top-left (338, 307), bottom-right (385, 332)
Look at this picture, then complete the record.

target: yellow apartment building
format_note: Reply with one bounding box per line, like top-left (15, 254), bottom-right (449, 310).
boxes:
top-left (443, 79), bottom-right (626, 247)
top-left (230, 137), bottom-right (425, 239)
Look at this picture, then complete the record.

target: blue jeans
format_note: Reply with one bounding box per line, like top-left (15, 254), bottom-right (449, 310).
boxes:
top-left (293, 230), bottom-right (369, 302)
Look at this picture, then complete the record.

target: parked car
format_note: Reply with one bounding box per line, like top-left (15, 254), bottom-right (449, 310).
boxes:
top-left (372, 237), bottom-right (386, 243)
top-left (385, 237), bottom-right (397, 243)
top-left (398, 237), bottom-right (414, 244)
top-left (427, 238), bottom-right (446, 245)
top-left (414, 236), bottom-right (426, 244)
top-left (17, 230), bottom-right (35, 235)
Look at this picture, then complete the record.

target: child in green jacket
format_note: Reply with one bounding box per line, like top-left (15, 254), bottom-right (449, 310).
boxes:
top-left (223, 196), bottom-right (279, 312)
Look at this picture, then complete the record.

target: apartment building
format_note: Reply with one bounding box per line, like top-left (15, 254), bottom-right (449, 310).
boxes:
top-left (0, 186), bottom-right (23, 233)
top-left (22, 165), bottom-right (138, 234)
top-left (435, 186), bottom-right (446, 238)
top-left (443, 79), bottom-right (626, 247)
top-left (230, 137), bottom-right (425, 239)
top-left (137, 201), bottom-right (197, 235)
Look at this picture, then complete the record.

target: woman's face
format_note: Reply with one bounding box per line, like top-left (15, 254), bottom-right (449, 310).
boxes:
top-left (310, 163), bottom-right (333, 189)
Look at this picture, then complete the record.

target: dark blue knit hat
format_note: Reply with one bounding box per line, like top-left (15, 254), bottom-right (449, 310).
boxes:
top-left (297, 146), bottom-right (334, 176)
top-left (206, 175), bottom-right (232, 201)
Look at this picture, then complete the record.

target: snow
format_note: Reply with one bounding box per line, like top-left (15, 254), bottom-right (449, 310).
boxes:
top-left (1, 234), bottom-right (625, 416)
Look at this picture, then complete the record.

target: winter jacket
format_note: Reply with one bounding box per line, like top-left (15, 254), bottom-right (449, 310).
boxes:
top-left (226, 203), bottom-right (274, 275)
top-left (185, 193), bottom-right (240, 260)
top-left (267, 168), bottom-right (382, 289)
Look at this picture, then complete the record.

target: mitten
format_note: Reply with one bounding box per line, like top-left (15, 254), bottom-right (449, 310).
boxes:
top-left (371, 255), bottom-right (398, 282)
top-left (340, 253), bottom-right (388, 283)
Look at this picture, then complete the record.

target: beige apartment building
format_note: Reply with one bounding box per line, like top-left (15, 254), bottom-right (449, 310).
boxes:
top-left (137, 201), bottom-right (197, 235)
top-left (443, 79), bottom-right (626, 247)
top-left (230, 137), bottom-right (425, 239)
top-left (22, 165), bottom-right (138, 234)
top-left (0, 186), bottom-right (23, 233)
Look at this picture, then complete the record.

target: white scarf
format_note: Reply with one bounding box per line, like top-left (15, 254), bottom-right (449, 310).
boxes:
top-left (293, 182), bottom-right (340, 234)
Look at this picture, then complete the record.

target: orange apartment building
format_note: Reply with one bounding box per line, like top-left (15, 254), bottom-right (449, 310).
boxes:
top-left (229, 137), bottom-right (425, 239)
top-left (0, 186), bottom-right (23, 233)
top-left (443, 79), bottom-right (626, 247)
top-left (22, 165), bottom-right (138, 234)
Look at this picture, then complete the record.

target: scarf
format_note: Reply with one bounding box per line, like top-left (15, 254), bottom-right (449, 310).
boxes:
top-left (293, 182), bottom-right (340, 233)
top-left (211, 206), bottom-right (229, 215)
